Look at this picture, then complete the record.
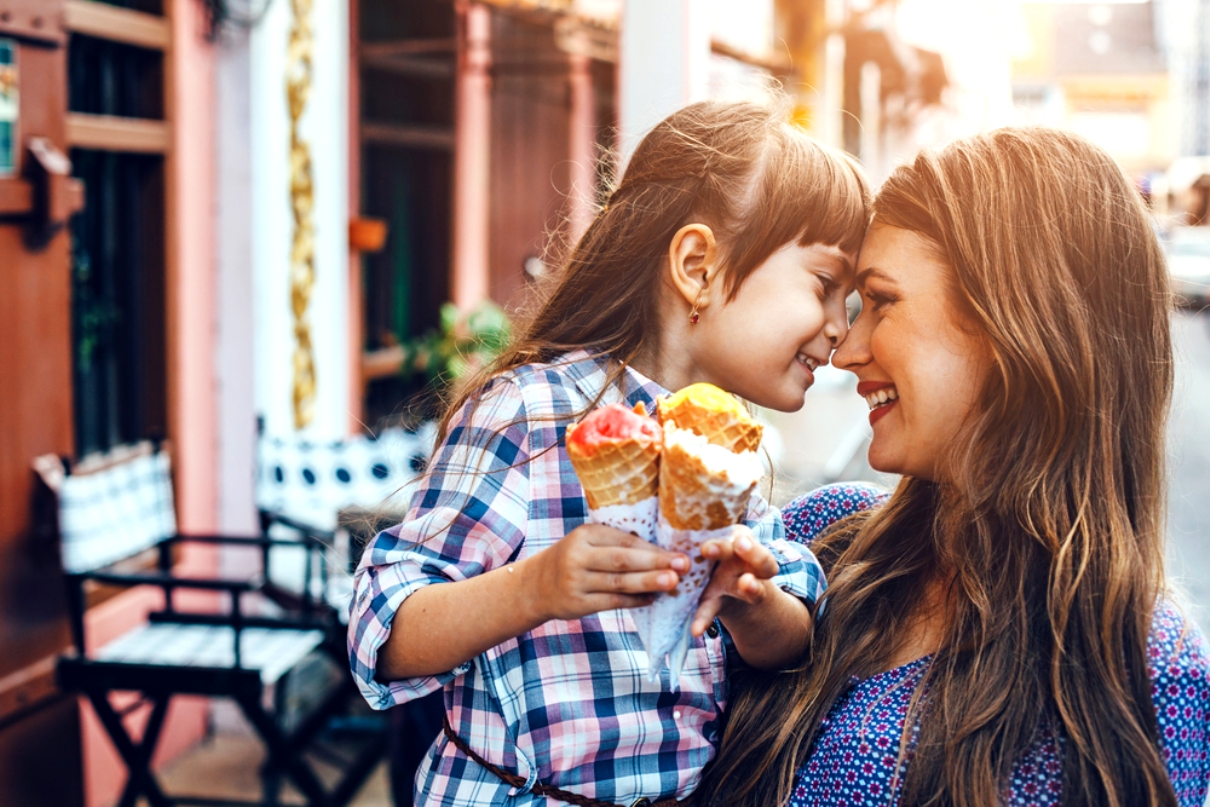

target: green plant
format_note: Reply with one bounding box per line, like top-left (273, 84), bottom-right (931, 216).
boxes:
top-left (400, 300), bottom-right (510, 387)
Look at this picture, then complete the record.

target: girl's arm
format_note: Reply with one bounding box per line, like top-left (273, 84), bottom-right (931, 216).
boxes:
top-left (377, 524), bottom-right (689, 680)
top-left (691, 531), bottom-right (812, 670)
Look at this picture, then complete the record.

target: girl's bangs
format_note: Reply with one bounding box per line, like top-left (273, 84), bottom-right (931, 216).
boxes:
top-left (722, 133), bottom-right (869, 292)
top-left (784, 142), bottom-right (870, 256)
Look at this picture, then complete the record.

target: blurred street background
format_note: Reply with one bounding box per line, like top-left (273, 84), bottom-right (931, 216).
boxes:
top-left (2, 0), bottom-right (1210, 804)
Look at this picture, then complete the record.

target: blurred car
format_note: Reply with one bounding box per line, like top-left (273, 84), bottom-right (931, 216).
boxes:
top-left (1165, 226), bottom-right (1210, 307)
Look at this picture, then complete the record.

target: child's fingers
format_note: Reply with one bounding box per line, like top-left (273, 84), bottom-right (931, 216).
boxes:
top-left (579, 525), bottom-right (690, 571)
top-left (588, 545), bottom-right (689, 574)
top-left (580, 524), bottom-right (659, 550)
top-left (600, 593), bottom-right (657, 611)
top-left (700, 537), bottom-right (735, 562)
top-left (584, 569), bottom-right (680, 595)
top-left (731, 530), bottom-right (780, 579)
top-left (690, 591), bottom-right (724, 637)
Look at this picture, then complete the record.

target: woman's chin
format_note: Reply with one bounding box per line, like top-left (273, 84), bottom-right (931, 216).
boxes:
top-left (865, 443), bottom-right (903, 476)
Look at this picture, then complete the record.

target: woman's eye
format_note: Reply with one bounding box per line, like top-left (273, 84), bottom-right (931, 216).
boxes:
top-left (863, 290), bottom-right (895, 313)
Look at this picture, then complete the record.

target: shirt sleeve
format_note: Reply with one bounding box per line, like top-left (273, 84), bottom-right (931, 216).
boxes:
top-left (744, 492), bottom-right (826, 607)
top-left (781, 482), bottom-right (889, 546)
top-left (347, 375), bottom-right (532, 710)
top-left (1147, 602), bottom-right (1210, 807)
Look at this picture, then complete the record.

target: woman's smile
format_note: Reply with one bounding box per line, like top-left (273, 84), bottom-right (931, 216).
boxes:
top-left (857, 380), bottom-right (899, 425)
top-left (833, 225), bottom-right (992, 481)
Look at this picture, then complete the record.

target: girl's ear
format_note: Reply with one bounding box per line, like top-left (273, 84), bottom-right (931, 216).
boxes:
top-left (667, 223), bottom-right (719, 309)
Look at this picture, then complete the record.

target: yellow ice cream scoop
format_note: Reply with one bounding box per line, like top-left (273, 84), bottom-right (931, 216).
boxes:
top-left (656, 382), bottom-right (763, 454)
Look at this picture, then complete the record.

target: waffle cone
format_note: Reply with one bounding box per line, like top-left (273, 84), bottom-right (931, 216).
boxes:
top-left (567, 433), bottom-right (660, 509)
top-left (657, 396), bottom-right (763, 454)
top-left (657, 441), bottom-right (755, 530)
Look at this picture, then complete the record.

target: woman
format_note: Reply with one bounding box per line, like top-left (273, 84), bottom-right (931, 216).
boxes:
top-left (699, 127), bottom-right (1210, 807)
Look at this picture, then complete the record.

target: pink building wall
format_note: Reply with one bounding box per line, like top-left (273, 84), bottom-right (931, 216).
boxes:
top-left (81, 0), bottom-right (219, 803)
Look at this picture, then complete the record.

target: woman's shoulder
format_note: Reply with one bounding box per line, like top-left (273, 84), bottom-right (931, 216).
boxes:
top-left (1147, 600), bottom-right (1209, 690)
top-left (1146, 601), bottom-right (1209, 805)
top-left (781, 482), bottom-right (890, 545)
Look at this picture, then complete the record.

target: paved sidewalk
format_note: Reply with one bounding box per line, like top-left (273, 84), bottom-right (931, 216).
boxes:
top-left (155, 701), bottom-right (392, 806)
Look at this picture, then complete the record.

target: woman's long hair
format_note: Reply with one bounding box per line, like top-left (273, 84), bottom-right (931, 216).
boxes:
top-left (431, 98), bottom-right (869, 448)
top-left (699, 127), bottom-right (1176, 807)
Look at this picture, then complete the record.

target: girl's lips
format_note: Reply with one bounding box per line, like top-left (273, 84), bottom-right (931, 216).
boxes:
top-left (795, 355), bottom-right (816, 388)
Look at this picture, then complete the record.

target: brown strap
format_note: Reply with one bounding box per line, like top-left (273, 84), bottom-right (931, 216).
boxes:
top-left (442, 716), bottom-right (684, 807)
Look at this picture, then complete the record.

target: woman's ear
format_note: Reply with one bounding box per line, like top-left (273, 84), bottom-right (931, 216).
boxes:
top-left (667, 223), bottom-right (719, 309)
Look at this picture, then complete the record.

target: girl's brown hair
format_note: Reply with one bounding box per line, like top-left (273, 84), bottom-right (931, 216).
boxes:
top-left (699, 127), bottom-right (1176, 807)
top-left (432, 97), bottom-right (870, 448)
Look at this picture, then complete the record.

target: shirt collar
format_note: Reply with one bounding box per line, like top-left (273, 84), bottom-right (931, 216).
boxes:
top-left (557, 349), bottom-right (667, 414)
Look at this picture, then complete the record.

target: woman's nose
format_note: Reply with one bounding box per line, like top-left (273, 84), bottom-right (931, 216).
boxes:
top-left (832, 312), bottom-right (870, 370)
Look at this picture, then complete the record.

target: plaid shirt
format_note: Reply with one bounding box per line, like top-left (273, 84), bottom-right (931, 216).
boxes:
top-left (348, 350), bottom-right (826, 806)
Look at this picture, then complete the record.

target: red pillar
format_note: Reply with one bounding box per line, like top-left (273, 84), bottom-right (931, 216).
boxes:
top-left (452, 1), bottom-right (492, 309)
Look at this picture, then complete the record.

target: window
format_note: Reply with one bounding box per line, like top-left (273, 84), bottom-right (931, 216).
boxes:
top-left (65, 1), bottom-right (169, 457)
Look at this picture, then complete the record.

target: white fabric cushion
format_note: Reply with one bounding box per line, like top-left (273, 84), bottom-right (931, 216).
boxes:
top-left (256, 425), bottom-right (434, 529)
top-left (94, 624), bottom-right (326, 686)
top-left (58, 450), bottom-right (177, 574)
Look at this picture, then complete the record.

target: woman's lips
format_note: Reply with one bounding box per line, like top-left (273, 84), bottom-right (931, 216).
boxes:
top-left (857, 381), bottom-right (898, 426)
top-left (868, 398), bottom-right (897, 426)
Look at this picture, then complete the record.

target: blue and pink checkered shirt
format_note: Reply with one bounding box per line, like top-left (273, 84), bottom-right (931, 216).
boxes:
top-left (347, 350), bottom-right (825, 806)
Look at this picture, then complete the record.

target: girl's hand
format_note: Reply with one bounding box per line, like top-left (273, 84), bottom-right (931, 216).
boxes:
top-left (689, 526), bottom-right (781, 637)
top-left (525, 524), bottom-right (689, 622)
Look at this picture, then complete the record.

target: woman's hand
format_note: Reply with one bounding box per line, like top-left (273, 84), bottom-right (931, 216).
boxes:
top-left (689, 526), bottom-right (780, 636)
top-left (524, 524), bottom-right (689, 623)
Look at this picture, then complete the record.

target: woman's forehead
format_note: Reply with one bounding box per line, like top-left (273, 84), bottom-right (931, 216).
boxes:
top-left (856, 226), bottom-right (945, 284)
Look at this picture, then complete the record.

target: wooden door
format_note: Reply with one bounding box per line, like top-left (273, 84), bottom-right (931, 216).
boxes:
top-left (0, 0), bottom-right (86, 804)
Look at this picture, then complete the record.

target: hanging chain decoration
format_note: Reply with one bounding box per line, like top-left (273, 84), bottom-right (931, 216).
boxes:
top-left (286, 0), bottom-right (316, 429)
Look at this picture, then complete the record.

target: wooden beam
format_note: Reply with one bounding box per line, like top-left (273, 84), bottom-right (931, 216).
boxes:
top-left (361, 38), bottom-right (456, 57)
top-left (710, 39), bottom-right (793, 75)
top-left (0, 180), bottom-right (32, 217)
top-left (361, 121), bottom-right (454, 151)
top-left (65, 0), bottom-right (171, 51)
top-left (66, 114), bottom-right (171, 154)
top-left (360, 51), bottom-right (454, 79)
top-left (362, 346), bottom-right (405, 381)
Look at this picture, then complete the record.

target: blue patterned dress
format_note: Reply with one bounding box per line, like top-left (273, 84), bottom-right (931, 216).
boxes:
top-left (781, 484), bottom-right (1210, 807)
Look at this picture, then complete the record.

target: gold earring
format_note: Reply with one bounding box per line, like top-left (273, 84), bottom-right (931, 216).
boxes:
top-left (688, 289), bottom-right (704, 324)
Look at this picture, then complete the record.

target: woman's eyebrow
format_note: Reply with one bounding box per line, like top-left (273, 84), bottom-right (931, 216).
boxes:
top-left (856, 266), bottom-right (899, 287)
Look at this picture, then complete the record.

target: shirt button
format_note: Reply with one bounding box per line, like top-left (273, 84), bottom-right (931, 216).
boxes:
top-left (706, 622), bottom-right (720, 638)
top-left (673, 710), bottom-right (682, 720)
top-left (631, 799), bottom-right (652, 807)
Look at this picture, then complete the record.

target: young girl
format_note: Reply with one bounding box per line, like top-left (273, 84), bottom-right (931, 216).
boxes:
top-left (348, 99), bottom-right (869, 807)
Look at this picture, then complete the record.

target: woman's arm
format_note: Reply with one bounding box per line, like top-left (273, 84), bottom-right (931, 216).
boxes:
top-left (376, 525), bottom-right (689, 680)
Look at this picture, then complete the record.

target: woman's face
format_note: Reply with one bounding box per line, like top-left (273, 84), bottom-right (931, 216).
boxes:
top-left (833, 225), bottom-right (992, 481)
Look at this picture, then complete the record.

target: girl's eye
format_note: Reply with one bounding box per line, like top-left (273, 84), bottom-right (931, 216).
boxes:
top-left (816, 274), bottom-right (840, 299)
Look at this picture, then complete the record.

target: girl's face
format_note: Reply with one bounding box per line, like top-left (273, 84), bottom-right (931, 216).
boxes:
top-left (693, 241), bottom-right (854, 412)
top-left (833, 225), bottom-right (992, 481)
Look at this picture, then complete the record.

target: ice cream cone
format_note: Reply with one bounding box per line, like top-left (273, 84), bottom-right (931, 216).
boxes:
top-left (657, 383), bottom-right (763, 454)
top-left (566, 402), bottom-right (662, 509)
top-left (637, 423), bottom-right (765, 686)
top-left (568, 434), bottom-right (660, 508)
top-left (657, 426), bottom-right (761, 531)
